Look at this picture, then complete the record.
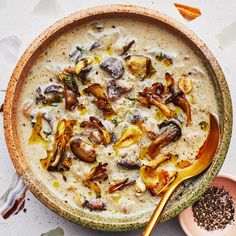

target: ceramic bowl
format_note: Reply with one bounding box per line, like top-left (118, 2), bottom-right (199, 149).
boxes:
top-left (3, 5), bottom-right (233, 231)
top-left (179, 174), bottom-right (236, 236)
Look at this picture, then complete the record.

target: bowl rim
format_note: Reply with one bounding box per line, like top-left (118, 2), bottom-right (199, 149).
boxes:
top-left (3, 4), bottom-right (233, 232)
top-left (179, 174), bottom-right (236, 236)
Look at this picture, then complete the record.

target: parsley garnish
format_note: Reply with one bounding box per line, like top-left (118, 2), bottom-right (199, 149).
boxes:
top-left (111, 119), bottom-right (119, 127)
top-left (43, 131), bottom-right (52, 138)
top-left (127, 97), bottom-right (136, 105)
top-left (64, 76), bottom-right (73, 85)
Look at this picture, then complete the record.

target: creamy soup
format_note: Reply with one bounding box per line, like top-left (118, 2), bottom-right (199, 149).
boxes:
top-left (17, 17), bottom-right (219, 215)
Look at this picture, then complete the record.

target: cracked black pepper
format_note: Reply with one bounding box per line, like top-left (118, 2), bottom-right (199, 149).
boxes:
top-left (192, 186), bottom-right (235, 231)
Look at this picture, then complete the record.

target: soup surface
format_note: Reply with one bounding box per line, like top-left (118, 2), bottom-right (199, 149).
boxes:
top-left (17, 17), bottom-right (219, 216)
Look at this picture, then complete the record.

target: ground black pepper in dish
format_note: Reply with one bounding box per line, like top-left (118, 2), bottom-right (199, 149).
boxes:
top-left (192, 186), bottom-right (235, 231)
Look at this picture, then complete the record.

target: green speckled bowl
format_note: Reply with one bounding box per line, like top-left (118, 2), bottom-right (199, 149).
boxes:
top-left (4, 5), bottom-right (233, 232)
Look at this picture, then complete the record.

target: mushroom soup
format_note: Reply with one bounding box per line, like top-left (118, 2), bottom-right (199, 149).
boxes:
top-left (17, 17), bottom-right (219, 215)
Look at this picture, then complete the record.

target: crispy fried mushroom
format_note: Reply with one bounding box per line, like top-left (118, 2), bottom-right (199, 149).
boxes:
top-left (118, 158), bottom-right (141, 170)
top-left (125, 55), bottom-right (154, 80)
top-left (70, 138), bottom-right (97, 163)
top-left (148, 121), bottom-right (181, 159)
top-left (108, 178), bottom-right (135, 193)
top-left (83, 163), bottom-right (108, 184)
top-left (138, 83), bottom-right (172, 118)
top-left (80, 116), bottom-right (111, 145)
top-left (84, 83), bottom-right (115, 118)
top-left (40, 119), bottom-right (76, 171)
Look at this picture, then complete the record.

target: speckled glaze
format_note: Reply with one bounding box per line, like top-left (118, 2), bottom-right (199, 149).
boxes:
top-left (3, 5), bottom-right (233, 231)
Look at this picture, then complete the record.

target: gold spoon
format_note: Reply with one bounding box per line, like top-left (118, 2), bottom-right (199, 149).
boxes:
top-left (142, 113), bottom-right (220, 236)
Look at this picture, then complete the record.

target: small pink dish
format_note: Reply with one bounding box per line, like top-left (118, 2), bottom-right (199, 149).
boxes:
top-left (179, 174), bottom-right (236, 236)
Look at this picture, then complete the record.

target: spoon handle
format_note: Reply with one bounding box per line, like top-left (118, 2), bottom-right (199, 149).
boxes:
top-left (142, 180), bottom-right (181, 236)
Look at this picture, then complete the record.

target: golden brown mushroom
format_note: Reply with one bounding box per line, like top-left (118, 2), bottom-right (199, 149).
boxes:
top-left (70, 138), bottom-right (97, 163)
top-left (115, 125), bottom-right (143, 148)
top-left (140, 156), bottom-right (177, 196)
top-left (138, 83), bottom-right (172, 118)
top-left (83, 163), bottom-right (108, 185)
top-left (125, 55), bottom-right (152, 80)
top-left (164, 72), bottom-right (192, 125)
top-left (108, 178), bottom-right (135, 193)
top-left (80, 116), bottom-right (111, 146)
top-left (84, 83), bottom-right (115, 118)
top-left (148, 121), bottom-right (181, 159)
top-left (40, 119), bottom-right (76, 171)
top-left (59, 72), bottom-right (80, 111)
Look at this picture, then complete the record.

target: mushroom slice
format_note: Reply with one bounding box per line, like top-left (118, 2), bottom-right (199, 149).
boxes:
top-left (125, 55), bottom-right (151, 80)
top-left (178, 74), bottom-right (193, 94)
top-left (173, 94), bottom-right (191, 125)
top-left (84, 83), bottom-right (115, 118)
top-left (88, 182), bottom-right (102, 198)
top-left (67, 186), bottom-right (85, 206)
top-left (148, 121), bottom-right (181, 159)
top-left (147, 94), bottom-right (172, 118)
top-left (70, 138), bottom-right (97, 163)
top-left (40, 119), bottom-right (76, 171)
top-left (75, 57), bottom-right (93, 75)
top-left (108, 178), bottom-right (135, 193)
top-left (83, 163), bottom-right (108, 197)
top-left (83, 163), bottom-right (108, 185)
top-left (84, 83), bottom-right (107, 99)
top-left (36, 86), bottom-right (63, 106)
top-left (164, 72), bottom-right (175, 94)
top-left (93, 99), bottom-right (115, 118)
top-left (135, 119), bottom-right (157, 140)
top-left (142, 82), bottom-right (164, 96)
top-left (44, 85), bottom-right (64, 94)
top-left (166, 90), bottom-right (191, 125)
top-left (156, 52), bottom-right (173, 66)
top-left (80, 117), bottom-right (111, 145)
top-left (59, 72), bottom-right (80, 111)
top-left (138, 83), bottom-right (172, 118)
top-left (140, 164), bottom-right (177, 197)
top-left (100, 57), bottom-right (124, 79)
top-left (29, 114), bottom-right (49, 147)
top-left (83, 199), bottom-right (106, 211)
top-left (90, 41), bottom-right (102, 51)
top-left (69, 46), bottom-right (84, 62)
top-left (89, 130), bottom-right (103, 144)
top-left (118, 158), bottom-right (141, 170)
top-left (164, 73), bottom-right (192, 125)
top-left (120, 40), bottom-right (135, 55)
top-left (115, 125), bottom-right (143, 148)
top-left (107, 80), bottom-right (133, 101)
top-left (145, 154), bottom-right (173, 169)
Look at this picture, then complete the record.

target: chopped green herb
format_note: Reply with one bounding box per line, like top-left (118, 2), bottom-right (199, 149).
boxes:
top-left (76, 46), bottom-right (85, 54)
top-left (127, 97), bottom-right (136, 105)
top-left (111, 119), bottom-right (119, 127)
top-left (43, 131), bottom-right (52, 138)
top-left (199, 121), bottom-right (208, 131)
top-left (64, 76), bottom-right (73, 86)
top-left (51, 102), bottom-right (60, 107)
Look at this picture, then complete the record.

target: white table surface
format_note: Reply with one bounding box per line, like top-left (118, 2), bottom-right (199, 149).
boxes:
top-left (0, 0), bottom-right (236, 235)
